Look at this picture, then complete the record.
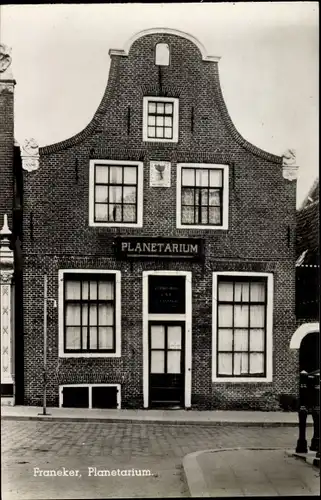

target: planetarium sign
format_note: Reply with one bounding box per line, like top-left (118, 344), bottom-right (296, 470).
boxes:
top-left (114, 237), bottom-right (204, 260)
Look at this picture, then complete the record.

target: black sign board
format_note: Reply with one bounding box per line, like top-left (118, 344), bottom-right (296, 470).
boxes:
top-left (148, 275), bottom-right (186, 314)
top-left (115, 237), bottom-right (204, 260)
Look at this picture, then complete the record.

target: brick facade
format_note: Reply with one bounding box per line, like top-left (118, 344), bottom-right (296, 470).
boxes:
top-left (22, 30), bottom-right (298, 410)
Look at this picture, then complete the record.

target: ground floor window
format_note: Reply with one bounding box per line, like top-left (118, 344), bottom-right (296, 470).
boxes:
top-left (58, 270), bottom-right (121, 358)
top-left (59, 384), bottom-right (121, 409)
top-left (212, 272), bottom-right (273, 382)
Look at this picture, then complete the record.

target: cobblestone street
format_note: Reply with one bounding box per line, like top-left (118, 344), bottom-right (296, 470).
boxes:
top-left (2, 420), bottom-right (301, 499)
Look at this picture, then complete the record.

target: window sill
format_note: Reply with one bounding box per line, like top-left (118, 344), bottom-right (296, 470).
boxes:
top-left (177, 223), bottom-right (228, 230)
top-left (212, 376), bottom-right (272, 383)
top-left (59, 352), bottom-right (121, 359)
top-left (89, 221), bottom-right (142, 228)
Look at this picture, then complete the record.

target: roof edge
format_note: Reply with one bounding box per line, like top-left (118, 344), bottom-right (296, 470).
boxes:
top-left (109, 28), bottom-right (221, 62)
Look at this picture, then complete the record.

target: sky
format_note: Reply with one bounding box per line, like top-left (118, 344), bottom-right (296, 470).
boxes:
top-left (1, 2), bottom-right (319, 207)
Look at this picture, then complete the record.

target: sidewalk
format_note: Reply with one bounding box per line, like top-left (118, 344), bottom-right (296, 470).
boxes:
top-left (183, 448), bottom-right (320, 497)
top-left (0, 405), bottom-right (313, 426)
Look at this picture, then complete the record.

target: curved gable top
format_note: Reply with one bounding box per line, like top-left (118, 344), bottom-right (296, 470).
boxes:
top-left (109, 28), bottom-right (221, 63)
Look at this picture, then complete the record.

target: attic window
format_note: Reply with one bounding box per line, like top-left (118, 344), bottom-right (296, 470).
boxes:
top-left (155, 43), bottom-right (170, 66)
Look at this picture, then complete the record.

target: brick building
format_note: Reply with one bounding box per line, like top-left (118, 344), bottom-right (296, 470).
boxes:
top-left (20, 28), bottom-right (303, 410)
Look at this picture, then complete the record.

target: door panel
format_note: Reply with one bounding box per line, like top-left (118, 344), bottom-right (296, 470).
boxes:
top-left (149, 322), bottom-right (185, 408)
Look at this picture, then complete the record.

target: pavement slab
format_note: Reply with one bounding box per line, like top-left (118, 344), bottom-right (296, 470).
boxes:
top-left (183, 448), bottom-right (320, 497)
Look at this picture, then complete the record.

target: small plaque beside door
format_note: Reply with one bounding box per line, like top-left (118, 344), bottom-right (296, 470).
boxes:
top-left (150, 161), bottom-right (171, 187)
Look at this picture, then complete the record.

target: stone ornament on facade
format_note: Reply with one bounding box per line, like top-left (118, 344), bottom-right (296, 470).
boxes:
top-left (0, 44), bottom-right (12, 73)
top-left (282, 149), bottom-right (298, 181)
top-left (21, 138), bottom-right (40, 172)
top-left (150, 161), bottom-right (171, 187)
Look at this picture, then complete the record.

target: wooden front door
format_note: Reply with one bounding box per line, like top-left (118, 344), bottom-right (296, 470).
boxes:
top-left (149, 322), bottom-right (185, 408)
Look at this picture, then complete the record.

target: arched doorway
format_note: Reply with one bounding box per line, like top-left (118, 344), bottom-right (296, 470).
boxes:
top-left (299, 331), bottom-right (319, 372)
top-left (290, 322), bottom-right (320, 372)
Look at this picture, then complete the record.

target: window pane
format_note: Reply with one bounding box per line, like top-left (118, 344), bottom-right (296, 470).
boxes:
top-left (108, 204), bottom-right (122, 222)
top-left (201, 189), bottom-right (208, 205)
top-left (89, 326), bottom-right (97, 349)
top-left (98, 281), bottom-right (114, 300)
top-left (82, 304), bottom-right (88, 326)
top-left (148, 115), bottom-right (156, 126)
top-left (151, 325), bottom-right (165, 349)
top-left (249, 353), bottom-right (264, 374)
top-left (109, 166), bottom-right (122, 184)
top-left (156, 126), bottom-right (164, 138)
top-left (182, 169), bottom-right (195, 186)
top-left (148, 102), bottom-right (156, 113)
top-left (181, 206), bottom-right (194, 224)
top-left (151, 351), bottom-right (164, 373)
top-left (218, 281), bottom-right (233, 301)
top-left (123, 186), bottom-right (136, 203)
top-left (89, 281), bottom-right (97, 300)
top-left (201, 207), bottom-right (208, 224)
top-left (66, 327), bottom-right (81, 349)
top-left (164, 116), bottom-right (172, 127)
top-left (156, 116), bottom-right (164, 126)
top-left (209, 169), bottom-right (223, 187)
top-left (123, 205), bottom-right (136, 223)
top-left (65, 281), bottom-right (81, 300)
top-left (95, 186), bottom-right (108, 202)
top-left (234, 282), bottom-right (250, 302)
top-left (148, 127), bottom-right (155, 138)
top-left (82, 281), bottom-right (89, 300)
top-left (234, 305), bottom-right (249, 328)
top-left (167, 351), bottom-right (181, 373)
top-left (209, 190), bottom-right (220, 206)
top-left (250, 329), bottom-right (265, 351)
top-left (250, 305), bottom-right (265, 328)
top-left (98, 327), bottom-right (114, 350)
top-left (218, 304), bottom-right (233, 327)
top-left (89, 305), bottom-right (97, 326)
top-left (82, 327), bottom-right (88, 350)
top-left (218, 353), bottom-right (232, 375)
top-left (95, 204), bottom-right (108, 221)
top-left (109, 186), bottom-right (122, 203)
top-left (123, 167), bottom-right (137, 184)
top-left (234, 329), bottom-right (248, 351)
top-left (218, 328), bottom-right (233, 351)
top-left (209, 207), bottom-right (221, 224)
top-left (250, 282), bottom-right (266, 302)
top-left (95, 166), bottom-right (109, 184)
top-left (167, 326), bottom-right (181, 349)
top-left (157, 103), bottom-right (164, 114)
top-left (234, 353), bottom-right (249, 375)
top-left (98, 304), bottom-right (113, 325)
top-left (195, 169), bottom-right (208, 187)
top-left (164, 128), bottom-right (172, 138)
top-left (66, 304), bottom-right (81, 326)
top-left (165, 103), bottom-right (173, 114)
top-left (181, 188), bottom-right (194, 205)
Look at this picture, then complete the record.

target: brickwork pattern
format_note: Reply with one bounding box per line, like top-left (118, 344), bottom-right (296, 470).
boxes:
top-left (22, 32), bottom-right (298, 409)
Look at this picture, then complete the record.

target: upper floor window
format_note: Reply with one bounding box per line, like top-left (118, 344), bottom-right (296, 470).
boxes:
top-left (176, 163), bottom-right (229, 229)
top-left (89, 160), bottom-right (143, 227)
top-left (155, 43), bottom-right (170, 66)
top-left (58, 270), bottom-right (121, 358)
top-left (143, 97), bottom-right (179, 143)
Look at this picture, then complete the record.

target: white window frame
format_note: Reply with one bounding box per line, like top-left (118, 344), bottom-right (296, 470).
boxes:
top-left (143, 96), bottom-right (179, 143)
top-left (59, 383), bottom-right (121, 409)
top-left (212, 271), bottom-right (273, 383)
top-left (58, 269), bottom-right (121, 358)
top-left (176, 163), bottom-right (229, 230)
top-left (89, 159), bottom-right (143, 228)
